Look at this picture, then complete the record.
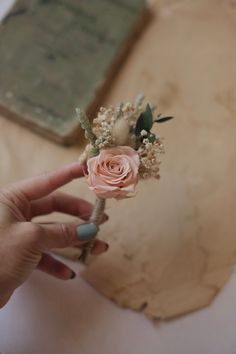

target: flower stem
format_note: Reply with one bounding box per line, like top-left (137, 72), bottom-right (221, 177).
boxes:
top-left (79, 197), bottom-right (106, 263)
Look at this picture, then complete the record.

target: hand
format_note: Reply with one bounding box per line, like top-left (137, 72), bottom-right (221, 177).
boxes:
top-left (0, 163), bottom-right (108, 308)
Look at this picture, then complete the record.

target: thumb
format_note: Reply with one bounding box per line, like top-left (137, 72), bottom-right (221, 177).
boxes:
top-left (38, 222), bottom-right (80, 250)
top-left (18, 222), bottom-right (90, 251)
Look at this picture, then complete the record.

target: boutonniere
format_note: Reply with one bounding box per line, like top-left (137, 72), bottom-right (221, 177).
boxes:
top-left (76, 95), bottom-right (173, 262)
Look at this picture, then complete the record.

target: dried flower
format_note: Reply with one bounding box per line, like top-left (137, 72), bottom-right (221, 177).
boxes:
top-left (141, 129), bottom-right (148, 137)
top-left (138, 138), bottom-right (163, 179)
top-left (112, 118), bottom-right (130, 146)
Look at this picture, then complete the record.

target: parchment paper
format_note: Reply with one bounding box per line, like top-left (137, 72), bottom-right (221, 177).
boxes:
top-left (0, 0), bottom-right (236, 320)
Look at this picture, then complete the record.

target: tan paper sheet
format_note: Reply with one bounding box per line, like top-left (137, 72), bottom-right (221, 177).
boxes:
top-left (0, 0), bottom-right (236, 320)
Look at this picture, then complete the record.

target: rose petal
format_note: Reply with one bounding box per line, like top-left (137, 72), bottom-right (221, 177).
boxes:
top-left (87, 146), bottom-right (140, 199)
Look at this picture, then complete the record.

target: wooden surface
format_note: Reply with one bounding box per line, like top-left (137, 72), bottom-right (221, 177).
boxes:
top-left (0, 0), bottom-right (148, 144)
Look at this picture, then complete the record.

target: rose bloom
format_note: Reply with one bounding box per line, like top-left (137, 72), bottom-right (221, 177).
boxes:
top-left (87, 146), bottom-right (140, 199)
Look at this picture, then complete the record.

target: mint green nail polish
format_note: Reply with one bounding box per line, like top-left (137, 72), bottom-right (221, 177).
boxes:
top-left (76, 223), bottom-right (98, 241)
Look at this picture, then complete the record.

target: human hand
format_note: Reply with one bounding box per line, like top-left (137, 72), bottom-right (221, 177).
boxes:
top-left (0, 163), bottom-right (108, 308)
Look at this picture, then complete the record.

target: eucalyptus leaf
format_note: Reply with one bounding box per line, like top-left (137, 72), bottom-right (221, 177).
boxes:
top-left (135, 104), bottom-right (153, 136)
top-left (154, 116), bottom-right (174, 123)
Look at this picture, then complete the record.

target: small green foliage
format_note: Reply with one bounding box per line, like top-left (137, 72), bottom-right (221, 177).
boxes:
top-left (154, 116), bottom-right (174, 123)
top-left (135, 104), bottom-right (153, 136)
top-left (76, 108), bottom-right (99, 156)
top-left (134, 102), bottom-right (173, 150)
top-left (147, 133), bottom-right (156, 143)
top-left (90, 145), bottom-right (99, 156)
top-left (76, 108), bottom-right (96, 143)
top-left (134, 103), bottom-right (157, 149)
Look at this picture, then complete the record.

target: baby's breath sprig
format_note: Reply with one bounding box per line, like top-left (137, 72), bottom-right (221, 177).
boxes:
top-left (132, 98), bottom-right (173, 179)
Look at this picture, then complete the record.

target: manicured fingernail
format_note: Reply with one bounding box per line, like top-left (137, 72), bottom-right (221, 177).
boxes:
top-left (76, 223), bottom-right (98, 241)
top-left (70, 271), bottom-right (76, 279)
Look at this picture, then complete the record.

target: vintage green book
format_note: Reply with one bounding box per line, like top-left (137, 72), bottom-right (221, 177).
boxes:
top-left (0, 0), bottom-right (149, 144)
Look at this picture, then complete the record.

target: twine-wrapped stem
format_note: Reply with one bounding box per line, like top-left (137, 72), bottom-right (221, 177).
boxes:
top-left (79, 197), bottom-right (106, 263)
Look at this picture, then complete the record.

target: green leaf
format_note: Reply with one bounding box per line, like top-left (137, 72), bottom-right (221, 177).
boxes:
top-left (154, 116), bottom-right (174, 123)
top-left (90, 146), bottom-right (99, 156)
top-left (147, 133), bottom-right (156, 143)
top-left (135, 104), bottom-right (153, 135)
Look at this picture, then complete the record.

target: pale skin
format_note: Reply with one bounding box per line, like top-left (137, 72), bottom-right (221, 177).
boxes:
top-left (0, 162), bottom-right (108, 308)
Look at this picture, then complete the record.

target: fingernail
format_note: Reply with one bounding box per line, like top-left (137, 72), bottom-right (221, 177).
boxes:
top-left (70, 271), bottom-right (76, 279)
top-left (76, 223), bottom-right (98, 241)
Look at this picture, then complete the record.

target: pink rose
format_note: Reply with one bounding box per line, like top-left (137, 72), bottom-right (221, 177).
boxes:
top-left (87, 146), bottom-right (140, 199)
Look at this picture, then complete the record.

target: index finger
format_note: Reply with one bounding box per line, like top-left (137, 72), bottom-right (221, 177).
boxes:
top-left (14, 162), bottom-right (86, 201)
